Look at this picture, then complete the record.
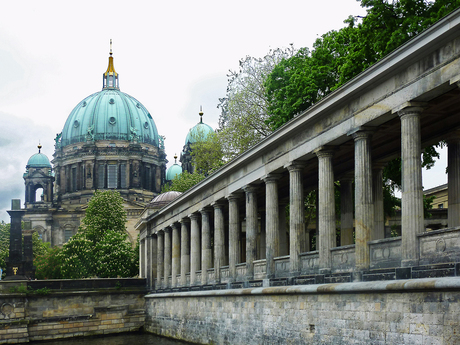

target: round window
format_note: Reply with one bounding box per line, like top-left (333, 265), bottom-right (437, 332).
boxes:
top-left (82, 101), bottom-right (87, 107)
top-left (109, 117), bottom-right (116, 125)
top-left (144, 122), bottom-right (149, 129)
top-left (109, 98), bottom-right (115, 104)
top-left (73, 120), bottom-right (79, 128)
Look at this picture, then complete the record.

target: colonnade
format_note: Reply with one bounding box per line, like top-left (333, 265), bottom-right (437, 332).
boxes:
top-left (139, 104), bottom-right (460, 290)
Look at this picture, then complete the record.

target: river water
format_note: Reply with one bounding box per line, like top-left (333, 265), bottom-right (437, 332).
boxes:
top-left (28, 332), bottom-right (194, 345)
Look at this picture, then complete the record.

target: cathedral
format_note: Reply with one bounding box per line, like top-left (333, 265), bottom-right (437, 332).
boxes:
top-left (22, 45), bottom-right (212, 246)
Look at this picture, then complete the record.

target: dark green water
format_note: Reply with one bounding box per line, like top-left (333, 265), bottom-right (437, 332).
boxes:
top-left (28, 332), bottom-right (194, 345)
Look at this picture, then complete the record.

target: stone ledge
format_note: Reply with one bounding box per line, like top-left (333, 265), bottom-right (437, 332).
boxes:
top-left (146, 276), bottom-right (460, 298)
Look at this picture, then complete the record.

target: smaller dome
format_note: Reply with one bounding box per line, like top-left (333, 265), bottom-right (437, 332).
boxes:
top-left (185, 108), bottom-right (214, 145)
top-left (27, 145), bottom-right (51, 168)
top-left (149, 191), bottom-right (182, 209)
top-left (166, 164), bottom-right (182, 181)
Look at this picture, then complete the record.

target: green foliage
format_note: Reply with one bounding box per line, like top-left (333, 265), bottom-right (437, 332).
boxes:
top-left (58, 191), bottom-right (137, 279)
top-left (190, 130), bottom-right (224, 175)
top-left (265, 0), bottom-right (460, 130)
top-left (9, 285), bottom-right (29, 294)
top-left (218, 46), bottom-right (297, 159)
top-left (81, 190), bottom-right (127, 243)
top-left (0, 222), bottom-right (10, 271)
top-left (34, 246), bottom-right (62, 280)
top-left (162, 170), bottom-right (207, 193)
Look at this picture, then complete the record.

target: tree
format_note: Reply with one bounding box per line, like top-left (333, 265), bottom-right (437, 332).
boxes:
top-left (218, 46), bottom-right (297, 160)
top-left (265, 0), bottom-right (460, 130)
top-left (34, 246), bottom-right (62, 280)
top-left (58, 190), bottom-right (138, 279)
top-left (190, 130), bottom-right (224, 175)
top-left (0, 222), bottom-right (9, 272)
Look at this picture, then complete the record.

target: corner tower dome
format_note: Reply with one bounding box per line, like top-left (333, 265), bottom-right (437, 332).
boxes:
top-left (58, 43), bottom-right (159, 148)
top-left (184, 107), bottom-right (214, 145)
top-left (27, 144), bottom-right (51, 168)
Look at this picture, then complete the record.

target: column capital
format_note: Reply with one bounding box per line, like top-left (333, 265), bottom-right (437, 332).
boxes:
top-left (199, 207), bottom-right (212, 215)
top-left (314, 146), bottom-right (335, 158)
top-left (170, 223), bottom-right (179, 230)
top-left (179, 217), bottom-right (190, 224)
top-left (393, 102), bottom-right (427, 117)
top-left (227, 192), bottom-right (243, 201)
top-left (262, 173), bottom-right (282, 183)
top-left (164, 227), bottom-right (171, 234)
top-left (348, 126), bottom-right (375, 141)
top-left (211, 200), bottom-right (226, 209)
top-left (243, 185), bottom-right (258, 193)
top-left (284, 161), bottom-right (305, 172)
top-left (189, 213), bottom-right (200, 221)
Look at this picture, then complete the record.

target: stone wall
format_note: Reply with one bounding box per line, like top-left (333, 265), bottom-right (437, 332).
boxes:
top-left (145, 277), bottom-right (460, 344)
top-left (0, 282), bottom-right (146, 344)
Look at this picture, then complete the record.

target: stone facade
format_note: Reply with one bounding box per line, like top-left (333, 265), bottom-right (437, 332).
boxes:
top-left (0, 280), bottom-right (145, 344)
top-left (145, 277), bottom-right (460, 344)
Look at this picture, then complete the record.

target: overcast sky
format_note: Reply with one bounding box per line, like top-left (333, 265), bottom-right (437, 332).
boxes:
top-left (0, 0), bottom-right (447, 223)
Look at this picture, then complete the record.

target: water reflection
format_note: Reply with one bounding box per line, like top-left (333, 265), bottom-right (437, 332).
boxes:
top-left (28, 332), bottom-right (193, 345)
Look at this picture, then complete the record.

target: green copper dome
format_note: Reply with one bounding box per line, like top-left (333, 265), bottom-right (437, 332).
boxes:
top-left (185, 109), bottom-right (214, 145)
top-left (27, 152), bottom-right (52, 168)
top-left (58, 51), bottom-right (160, 148)
top-left (60, 90), bottom-right (159, 147)
top-left (166, 163), bottom-right (182, 181)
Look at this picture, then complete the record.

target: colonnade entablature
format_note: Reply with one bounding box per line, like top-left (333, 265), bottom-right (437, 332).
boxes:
top-left (138, 9), bottom-right (460, 291)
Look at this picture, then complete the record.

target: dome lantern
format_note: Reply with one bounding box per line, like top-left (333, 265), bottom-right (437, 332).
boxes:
top-left (103, 39), bottom-right (119, 90)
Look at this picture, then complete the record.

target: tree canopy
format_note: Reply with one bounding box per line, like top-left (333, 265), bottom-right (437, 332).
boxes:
top-left (57, 190), bottom-right (138, 279)
top-left (265, 0), bottom-right (460, 129)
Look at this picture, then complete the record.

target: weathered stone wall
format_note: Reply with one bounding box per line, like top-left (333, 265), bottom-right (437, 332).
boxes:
top-left (0, 285), bottom-right (145, 344)
top-left (145, 277), bottom-right (460, 344)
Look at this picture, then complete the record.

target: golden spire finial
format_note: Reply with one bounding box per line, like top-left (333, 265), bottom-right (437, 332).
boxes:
top-left (38, 141), bottom-right (42, 153)
top-left (110, 39), bottom-right (112, 56)
top-left (174, 154), bottom-right (178, 163)
top-left (199, 106), bottom-right (203, 123)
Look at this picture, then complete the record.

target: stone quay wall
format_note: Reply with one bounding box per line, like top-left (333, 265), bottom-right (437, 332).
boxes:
top-left (145, 277), bottom-right (460, 345)
top-left (0, 280), bottom-right (146, 344)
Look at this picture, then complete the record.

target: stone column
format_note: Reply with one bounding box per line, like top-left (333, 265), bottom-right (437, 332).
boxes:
top-left (340, 177), bottom-right (354, 246)
top-left (171, 223), bottom-right (180, 287)
top-left (279, 203), bottom-right (288, 256)
top-left (373, 164), bottom-right (386, 240)
top-left (164, 228), bottom-right (172, 287)
top-left (156, 230), bottom-right (164, 285)
top-left (314, 148), bottom-right (335, 272)
top-left (145, 232), bottom-right (151, 284)
top-left (228, 193), bottom-right (240, 282)
top-left (244, 185), bottom-right (258, 280)
top-left (151, 234), bottom-right (157, 289)
top-left (448, 131), bottom-right (460, 227)
top-left (351, 130), bottom-right (374, 271)
top-left (286, 162), bottom-right (305, 276)
top-left (263, 174), bottom-right (281, 279)
top-left (200, 208), bottom-right (212, 285)
top-left (399, 105), bottom-right (425, 267)
top-left (139, 238), bottom-right (145, 278)
top-left (190, 213), bottom-right (201, 285)
top-left (213, 202), bottom-right (225, 283)
top-left (180, 218), bottom-right (190, 286)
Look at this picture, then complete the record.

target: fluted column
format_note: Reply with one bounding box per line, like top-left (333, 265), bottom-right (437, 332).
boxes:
top-left (156, 230), bottom-right (164, 285)
top-left (213, 201), bottom-right (225, 283)
top-left (448, 131), bottom-right (460, 227)
top-left (139, 238), bottom-right (145, 278)
top-left (180, 218), bottom-right (190, 286)
top-left (286, 162), bottom-right (305, 275)
top-left (190, 213), bottom-right (201, 285)
top-left (200, 208), bottom-right (212, 285)
top-left (171, 223), bottom-right (180, 287)
top-left (145, 230), bottom-right (152, 285)
top-left (151, 234), bottom-right (157, 289)
top-left (244, 185), bottom-right (258, 280)
top-left (340, 177), bottom-right (354, 246)
top-left (399, 105), bottom-right (425, 267)
top-left (314, 148), bottom-right (335, 272)
top-left (164, 228), bottom-right (172, 287)
top-left (227, 193), bottom-right (240, 281)
top-left (373, 164), bottom-right (385, 240)
top-left (352, 130), bottom-right (374, 271)
top-left (263, 174), bottom-right (281, 279)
